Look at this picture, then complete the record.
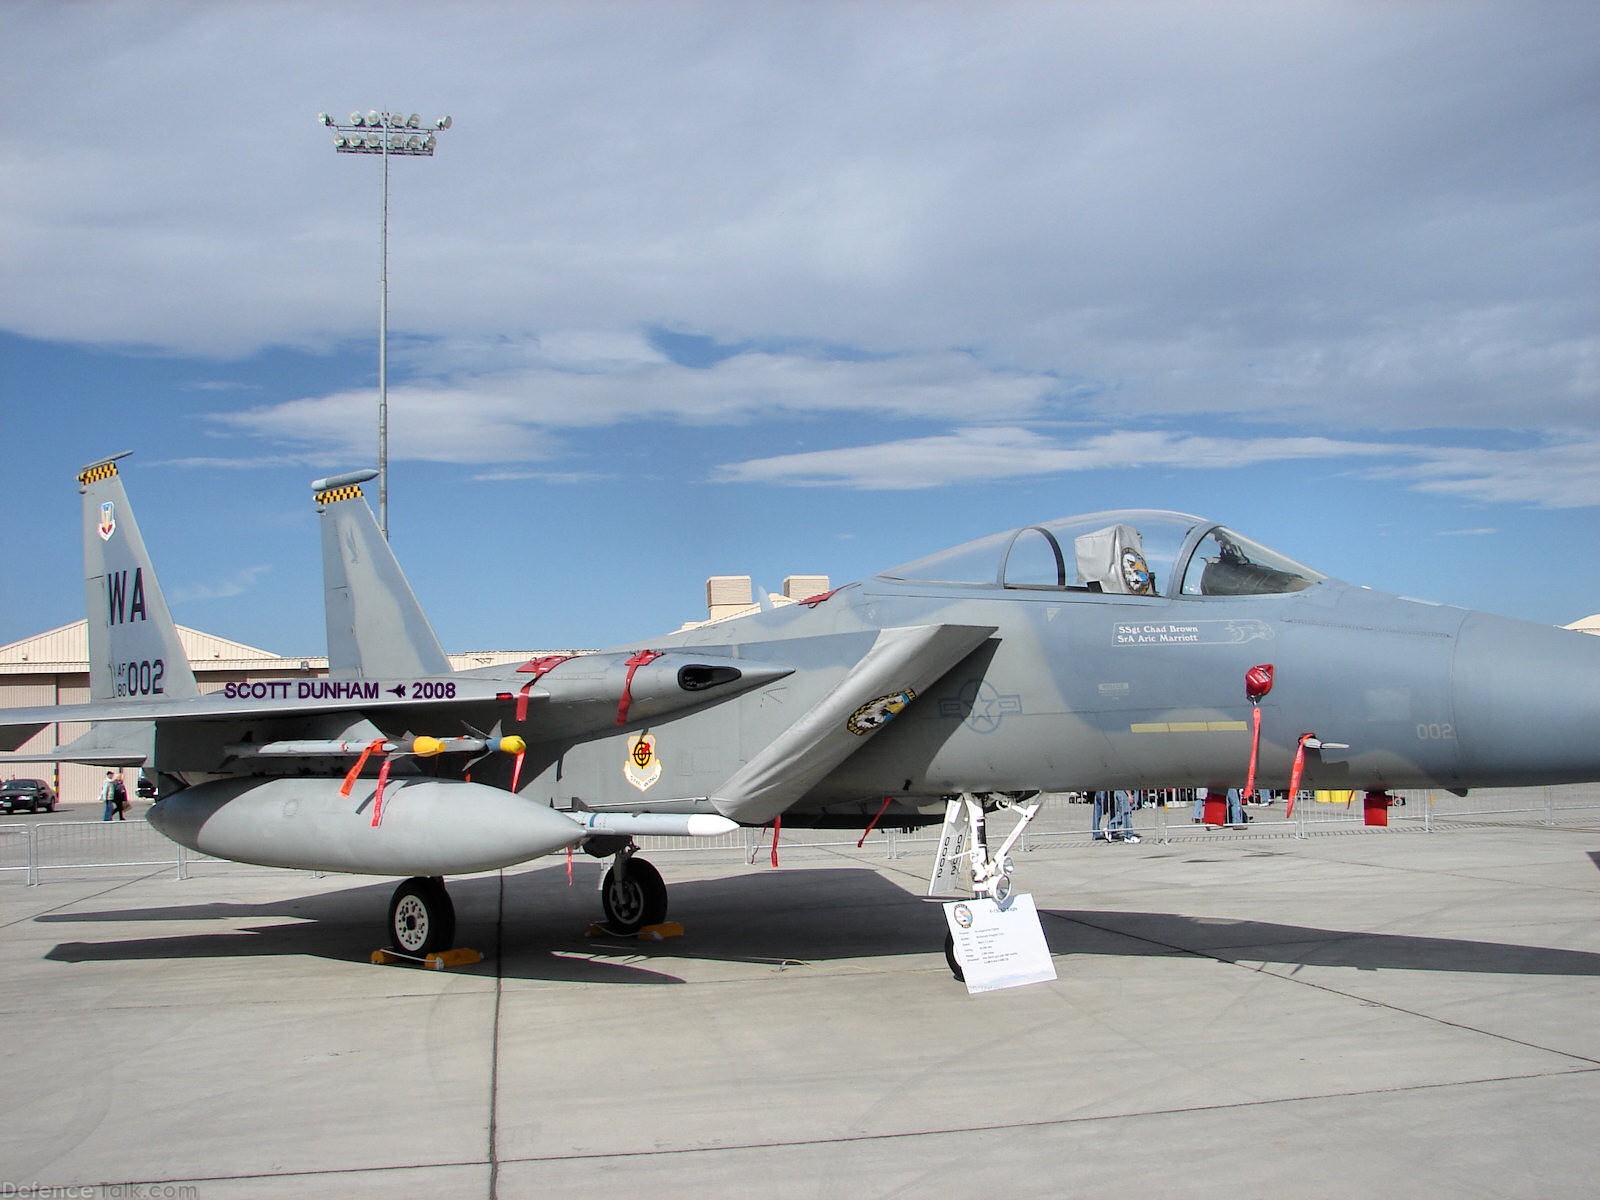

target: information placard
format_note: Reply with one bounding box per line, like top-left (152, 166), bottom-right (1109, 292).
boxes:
top-left (943, 893), bottom-right (1057, 994)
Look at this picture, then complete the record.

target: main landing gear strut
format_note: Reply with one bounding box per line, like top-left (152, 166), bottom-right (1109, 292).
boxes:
top-left (599, 841), bottom-right (668, 934)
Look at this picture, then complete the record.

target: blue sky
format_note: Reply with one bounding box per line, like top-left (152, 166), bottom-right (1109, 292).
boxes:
top-left (2, 1), bottom-right (1596, 655)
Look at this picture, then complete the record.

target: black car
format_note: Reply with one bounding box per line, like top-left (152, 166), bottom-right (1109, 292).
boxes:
top-left (0, 778), bottom-right (58, 814)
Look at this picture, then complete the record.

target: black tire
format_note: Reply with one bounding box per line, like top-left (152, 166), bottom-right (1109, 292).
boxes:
top-left (943, 931), bottom-right (965, 982)
top-left (601, 858), bottom-right (668, 933)
top-left (388, 877), bottom-right (456, 956)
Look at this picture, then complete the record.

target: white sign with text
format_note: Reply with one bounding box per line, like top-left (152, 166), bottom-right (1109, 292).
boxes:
top-left (943, 893), bottom-right (1057, 994)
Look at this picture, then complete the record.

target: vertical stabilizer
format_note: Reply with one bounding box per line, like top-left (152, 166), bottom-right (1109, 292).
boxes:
top-left (79, 453), bottom-right (199, 702)
top-left (313, 470), bottom-right (452, 680)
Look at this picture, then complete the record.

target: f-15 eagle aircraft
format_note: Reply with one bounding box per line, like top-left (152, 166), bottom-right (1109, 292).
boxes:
top-left (5, 453), bottom-right (1599, 963)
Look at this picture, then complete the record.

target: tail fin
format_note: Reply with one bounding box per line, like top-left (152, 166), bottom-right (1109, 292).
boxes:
top-left (313, 470), bottom-right (452, 680)
top-left (79, 453), bottom-right (198, 702)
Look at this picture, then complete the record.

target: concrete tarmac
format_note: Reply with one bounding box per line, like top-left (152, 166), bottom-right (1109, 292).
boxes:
top-left (3, 820), bottom-right (1598, 1199)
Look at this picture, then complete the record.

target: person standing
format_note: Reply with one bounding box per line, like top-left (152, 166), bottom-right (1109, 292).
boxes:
top-left (1091, 790), bottom-right (1110, 841)
top-left (99, 771), bottom-right (119, 821)
top-left (1108, 788), bottom-right (1141, 843)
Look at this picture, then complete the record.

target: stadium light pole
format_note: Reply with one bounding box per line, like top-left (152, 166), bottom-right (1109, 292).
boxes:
top-left (318, 110), bottom-right (452, 539)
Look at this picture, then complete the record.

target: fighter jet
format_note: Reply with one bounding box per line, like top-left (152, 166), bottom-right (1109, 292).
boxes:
top-left (5, 453), bottom-right (1599, 963)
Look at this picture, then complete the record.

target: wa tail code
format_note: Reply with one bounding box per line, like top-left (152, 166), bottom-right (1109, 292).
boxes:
top-left (107, 567), bottom-right (148, 625)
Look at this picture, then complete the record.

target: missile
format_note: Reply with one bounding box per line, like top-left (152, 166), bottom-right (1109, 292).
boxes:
top-left (148, 777), bottom-right (584, 876)
top-left (223, 735), bottom-right (526, 759)
top-left (567, 811), bottom-right (739, 838)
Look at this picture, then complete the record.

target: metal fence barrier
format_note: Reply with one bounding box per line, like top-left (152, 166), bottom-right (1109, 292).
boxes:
top-left (0, 819), bottom-right (211, 885)
top-left (3, 785), bottom-right (1597, 885)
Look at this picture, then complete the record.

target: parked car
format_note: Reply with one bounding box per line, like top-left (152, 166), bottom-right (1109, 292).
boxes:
top-left (0, 778), bottom-right (59, 814)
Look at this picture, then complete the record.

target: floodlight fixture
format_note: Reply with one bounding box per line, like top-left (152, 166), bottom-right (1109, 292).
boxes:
top-left (316, 108), bottom-right (452, 539)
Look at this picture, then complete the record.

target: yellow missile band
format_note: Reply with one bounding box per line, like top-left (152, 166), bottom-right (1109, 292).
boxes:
top-left (498, 736), bottom-right (526, 755)
top-left (78, 461), bottom-right (120, 486)
top-left (314, 484), bottom-right (365, 506)
top-left (410, 737), bottom-right (447, 757)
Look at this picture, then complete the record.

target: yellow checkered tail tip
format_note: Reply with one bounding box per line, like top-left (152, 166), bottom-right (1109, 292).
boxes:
top-left (314, 483), bottom-right (365, 506)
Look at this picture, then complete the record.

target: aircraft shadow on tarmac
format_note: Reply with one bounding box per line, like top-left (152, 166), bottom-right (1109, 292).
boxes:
top-left (1038, 908), bottom-right (1600, 978)
top-left (33, 866), bottom-right (1600, 982)
top-left (36, 866), bottom-right (948, 983)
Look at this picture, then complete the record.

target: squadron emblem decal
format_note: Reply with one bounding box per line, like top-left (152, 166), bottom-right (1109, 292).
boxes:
top-left (1121, 547), bottom-right (1154, 595)
top-left (98, 501), bottom-right (117, 542)
top-left (847, 688), bottom-right (916, 736)
top-left (624, 732), bottom-right (662, 791)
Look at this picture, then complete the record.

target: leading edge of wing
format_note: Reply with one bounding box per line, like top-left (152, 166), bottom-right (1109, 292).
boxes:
top-left (712, 622), bottom-right (998, 826)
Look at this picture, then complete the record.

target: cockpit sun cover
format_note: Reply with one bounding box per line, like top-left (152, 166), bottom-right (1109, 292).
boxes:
top-left (1074, 524), bottom-right (1155, 595)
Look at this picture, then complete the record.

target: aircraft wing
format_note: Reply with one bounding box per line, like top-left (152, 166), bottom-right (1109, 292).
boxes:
top-left (711, 623), bottom-right (997, 825)
top-left (0, 647), bottom-right (794, 766)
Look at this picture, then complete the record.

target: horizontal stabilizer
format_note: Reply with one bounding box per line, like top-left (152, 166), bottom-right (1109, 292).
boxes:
top-left (0, 724), bottom-right (46, 753)
top-left (0, 720), bottom-right (151, 767)
top-left (712, 623), bottom-right (996, 825)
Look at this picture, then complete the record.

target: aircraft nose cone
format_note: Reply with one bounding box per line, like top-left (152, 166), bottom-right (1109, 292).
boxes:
top-left (1452, 613), bottom-right (1600, 786)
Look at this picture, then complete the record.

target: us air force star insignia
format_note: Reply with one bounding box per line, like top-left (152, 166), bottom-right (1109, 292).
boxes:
top-left (624, 732), bottom-right (662, 791)
top-left (98, 501), bottom-right (116, 542)
top-left (939, 679), bottom-right (1024, 734)
top-left (847, 688), bottom-right (916, 736)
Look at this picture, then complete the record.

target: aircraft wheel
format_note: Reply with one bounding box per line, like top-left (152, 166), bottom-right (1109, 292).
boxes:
top-left (389, 876), bottom-right (455, 956)
top-left (943, 932), bottom-right (965, 983)
top-left (601, 858), bottom-right (668, 933)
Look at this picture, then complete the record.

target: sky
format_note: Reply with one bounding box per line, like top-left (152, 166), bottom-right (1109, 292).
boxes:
top-left (1, 1), bottom-right (1596, 655)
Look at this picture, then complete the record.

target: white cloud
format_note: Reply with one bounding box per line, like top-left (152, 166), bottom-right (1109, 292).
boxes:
top-left (1375, 435), bottom-right (1600, 509)
top-left (205, 345), bottom-right (1062, 462)
top-left (714, 425), bottom-right (1600, 508)
top-left (714, 426), bottom-right (1405, 490)
top-left (2, 2), bottom-right (1596, 510)
top-left (1, 4), bottom-right (1592, 423)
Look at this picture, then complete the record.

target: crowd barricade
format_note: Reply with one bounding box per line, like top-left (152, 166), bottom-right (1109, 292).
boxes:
top-left (0, 823), bottom-right (32, 878)
top-left (3, 787), bottom-right (1596, 885)
top-left (1, 819), bottom-right (211, 885)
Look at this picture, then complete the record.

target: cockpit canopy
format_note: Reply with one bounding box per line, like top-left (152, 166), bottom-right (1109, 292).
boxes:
top-left (879, 510), bottom-right (1325, 599)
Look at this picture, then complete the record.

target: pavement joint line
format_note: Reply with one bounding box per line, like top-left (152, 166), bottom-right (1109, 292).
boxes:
top-left (489, 869), bottom-right (506, 1200)
top-left (45, 1064), bottom-right (1597, 1193)
top-left (51, 1159), bottom-right (490, 1195)
top-left (489, 1065), bottom-right (1600, 1168)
